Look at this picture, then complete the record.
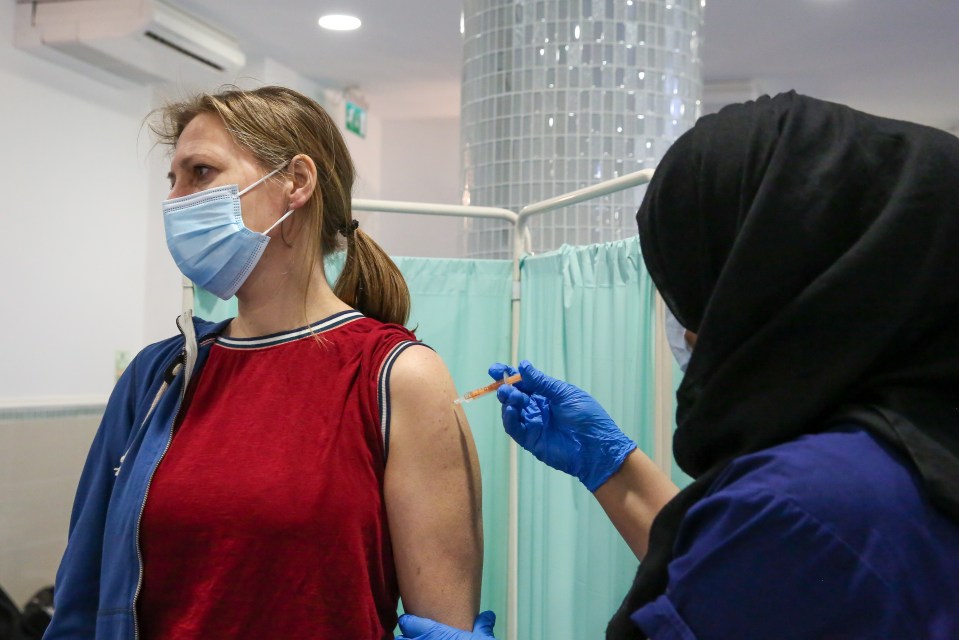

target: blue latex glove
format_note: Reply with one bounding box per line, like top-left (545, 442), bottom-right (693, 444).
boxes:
top-left (489, 360), bottom-right (637, 492)
top-left (396, 610), bottom-right (496, 640)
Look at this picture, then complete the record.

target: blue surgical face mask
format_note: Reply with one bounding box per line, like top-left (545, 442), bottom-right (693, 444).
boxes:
top-left (162, 167), bottom-right (294, 300)
top-left (664, 307), bottom-right (693, 372)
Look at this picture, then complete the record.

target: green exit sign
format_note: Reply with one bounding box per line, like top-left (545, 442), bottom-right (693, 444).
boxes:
top-left (345, 101), bottom-right (366, 138)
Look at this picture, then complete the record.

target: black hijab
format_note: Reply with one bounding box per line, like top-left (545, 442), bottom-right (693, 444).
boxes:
top-left (609, 91), bottom-right (959, 638)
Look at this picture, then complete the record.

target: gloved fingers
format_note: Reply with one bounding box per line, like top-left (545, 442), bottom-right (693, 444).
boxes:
top-left (472, 610), bottom-right (497, 635)
top-left (517, 360), bottom-right (566, 400)
top-left (396, 613), bottom-right (436, 637)
top-left (501, 404), bottom-right (526, 442)
top-left (489, 361), bottom-right (539, 394)
top-left (487, 362), bottom-right (517, 381)
top-left (496, 384), bottom-right (529, 409)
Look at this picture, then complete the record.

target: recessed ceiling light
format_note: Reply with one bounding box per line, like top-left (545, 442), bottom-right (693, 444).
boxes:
top-left (318, 14), bottom-right (361, 31)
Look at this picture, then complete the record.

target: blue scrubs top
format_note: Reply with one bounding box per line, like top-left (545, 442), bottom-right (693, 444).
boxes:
top-left (632, 424), bottom-right (959, 639)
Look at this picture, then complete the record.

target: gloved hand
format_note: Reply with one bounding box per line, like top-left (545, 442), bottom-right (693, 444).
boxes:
top-left (396, 610), bottom-right (496, 639)
top-left (489, 360), bottom-right (636, 492)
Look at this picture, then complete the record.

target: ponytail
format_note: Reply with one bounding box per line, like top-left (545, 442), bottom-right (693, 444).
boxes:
top-left (334, 229), bottom-right (411, 326)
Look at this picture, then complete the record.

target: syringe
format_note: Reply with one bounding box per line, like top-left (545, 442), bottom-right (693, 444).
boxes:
top-left (453, 373), bottom-right (523, 405)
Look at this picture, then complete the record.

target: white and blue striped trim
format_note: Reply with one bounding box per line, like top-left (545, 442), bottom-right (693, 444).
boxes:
top-left (378, 340), bottom-right (423, 461)
top-left (216, 310), bottom-right (364, 349)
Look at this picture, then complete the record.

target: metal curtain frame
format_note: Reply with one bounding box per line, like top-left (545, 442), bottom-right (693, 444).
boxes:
top-left (184, 169), bottom-right (666, 640)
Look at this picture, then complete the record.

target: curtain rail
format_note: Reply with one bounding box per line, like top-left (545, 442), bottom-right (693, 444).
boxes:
top-left (517, 168), bottom-right (655, 220)
top-left (353, 198), bottom-right (517, 222)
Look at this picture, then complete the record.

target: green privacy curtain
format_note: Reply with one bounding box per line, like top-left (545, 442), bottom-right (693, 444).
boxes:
top-left (515, 237), bottom-right (657, 639)
top-left (193, 255), bottom-right (513, 628)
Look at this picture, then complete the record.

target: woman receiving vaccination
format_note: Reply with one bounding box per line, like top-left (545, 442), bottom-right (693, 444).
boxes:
top-left (45, 86), bottom-right (484, 640)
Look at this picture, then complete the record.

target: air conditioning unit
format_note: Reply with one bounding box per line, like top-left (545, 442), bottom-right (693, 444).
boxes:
top-left (15, 0), bottom-right (246, 87)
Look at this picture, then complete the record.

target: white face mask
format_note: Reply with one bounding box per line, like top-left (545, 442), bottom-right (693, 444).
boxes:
top-left (664, 307), bottom-right (693, 372)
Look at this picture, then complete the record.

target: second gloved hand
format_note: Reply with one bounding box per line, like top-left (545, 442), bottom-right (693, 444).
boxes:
top-left (489, 360), bottom-right (636, 492)
top-left (395, 611), bottom-right (496, 640)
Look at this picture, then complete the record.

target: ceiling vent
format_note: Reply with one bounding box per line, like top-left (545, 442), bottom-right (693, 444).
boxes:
top-left (15, 0), bottom-right (246, 87)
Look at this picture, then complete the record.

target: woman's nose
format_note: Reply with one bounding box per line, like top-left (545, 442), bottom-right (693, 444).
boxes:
top-left (166, 184), bottom-right (192, 200)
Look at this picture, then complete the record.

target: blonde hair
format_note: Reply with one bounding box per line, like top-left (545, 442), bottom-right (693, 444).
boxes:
top-left (151, 85), bottom-right (410, 326)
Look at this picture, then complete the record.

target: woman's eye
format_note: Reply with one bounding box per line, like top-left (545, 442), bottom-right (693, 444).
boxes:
top-left (195, 165), bottom-right (211, 179)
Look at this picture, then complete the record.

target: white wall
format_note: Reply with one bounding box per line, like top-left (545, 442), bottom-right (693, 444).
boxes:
top-left (0, 0), bottom-right (152, 606)
top-left (0, 413), bottom-right (100, 605)
top-left (0, 0), bottom-right (152, 406)
top-left (317, 90), bottom-right (466, 259)
top-left (374, 117), bottom-right (465, 258)
top-left (361, 82), bottom-right (464, 258)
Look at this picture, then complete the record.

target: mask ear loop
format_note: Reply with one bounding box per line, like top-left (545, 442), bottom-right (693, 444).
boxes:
top-left (238, 167), bottom-right (282, 197)
top-left (263, 207), bottom-right (296, 235)
top-left (240, 161), bottom-right (297, 238)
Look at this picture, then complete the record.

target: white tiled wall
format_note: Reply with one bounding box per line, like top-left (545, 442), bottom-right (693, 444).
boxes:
top-left (0, 413), bottom-right (101, 606)
top-left (461, 0), bottom-right (704, 257)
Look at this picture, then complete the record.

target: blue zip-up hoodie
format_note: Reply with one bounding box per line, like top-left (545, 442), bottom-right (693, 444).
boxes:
top-left (44, 313), bottom-right (230, 640)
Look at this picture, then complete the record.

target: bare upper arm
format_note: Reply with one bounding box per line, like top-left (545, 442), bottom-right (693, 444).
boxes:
top-left (383, 345), bottom-right (483, 630)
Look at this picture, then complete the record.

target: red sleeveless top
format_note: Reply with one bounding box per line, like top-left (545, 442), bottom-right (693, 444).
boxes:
top-left (138, 311), bottom-right (419, 640)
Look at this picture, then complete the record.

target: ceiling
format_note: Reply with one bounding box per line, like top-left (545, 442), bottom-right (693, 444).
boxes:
top-left (170, 0), bottom-right (959, 129)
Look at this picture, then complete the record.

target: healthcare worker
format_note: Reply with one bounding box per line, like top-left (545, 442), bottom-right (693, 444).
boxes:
top-left (395, 92), bottom-right (959, 639)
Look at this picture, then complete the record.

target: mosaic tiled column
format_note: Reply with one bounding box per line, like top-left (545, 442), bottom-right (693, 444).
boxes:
top-left (462, 0), bottom-right (704, 257)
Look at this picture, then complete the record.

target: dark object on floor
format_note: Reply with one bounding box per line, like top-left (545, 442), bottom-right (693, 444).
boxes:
top-left (0, 585), bottom-right (54, 640)
top-left (0, 585), bottom-right (21, 640)
top-left (19, 587), bottom-right (53, 640)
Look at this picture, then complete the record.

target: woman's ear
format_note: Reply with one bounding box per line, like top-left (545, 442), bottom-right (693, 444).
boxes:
top-left (287, 153), bottom-right (317, 209)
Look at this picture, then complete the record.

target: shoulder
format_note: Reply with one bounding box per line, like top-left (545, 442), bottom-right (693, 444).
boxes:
top-left (389, 345), bottom-right (449, 396)
top-left (340, 315), bottom-right (419, 345)
top-left (387, 346), bottom-right (460, 443)
top-left (347, 317), bottom-right (427, 370)
top-left (707, 424), bottom-right (921, 528)
top-left (129, 314), bottom-right (226, 380)
top-left (645, 458), bottom-right (921, 639)
top-left (353, 317), bottom-right (419, 344)
top-left (382, 343), bottom-right (475, 478)
top-left (123, 335), bottom-right (183, 393)
top-left (639, 426), bottom-right (959, 639)
top-left (120, 314), bottom-right (227, 405)
top-left (697, 425), bottom-right (938, 574)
